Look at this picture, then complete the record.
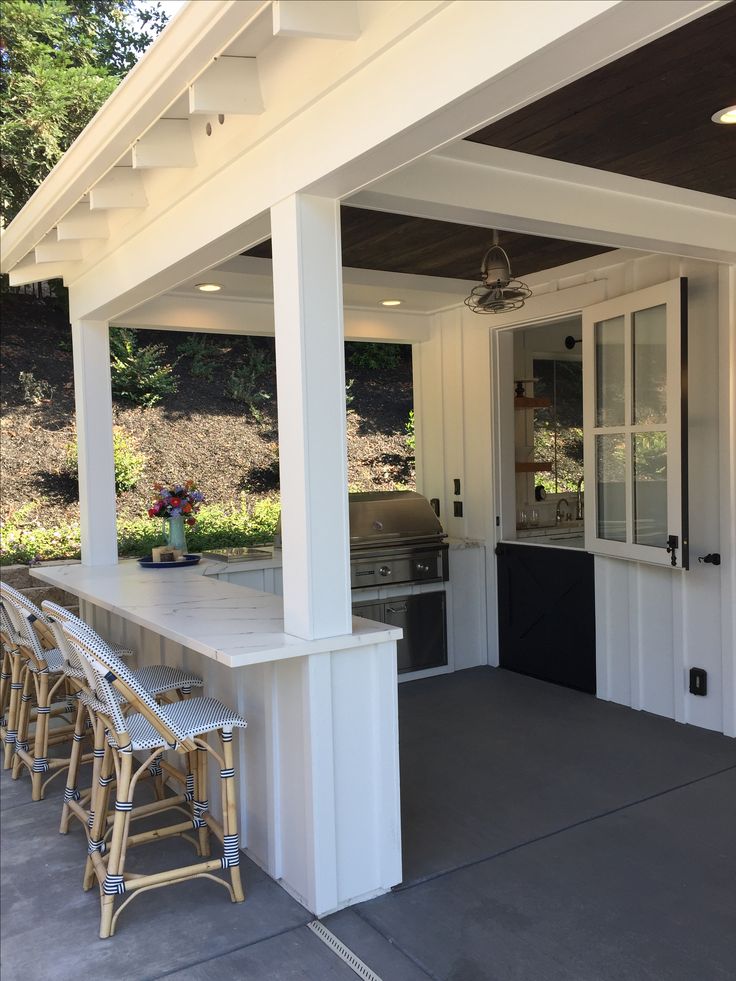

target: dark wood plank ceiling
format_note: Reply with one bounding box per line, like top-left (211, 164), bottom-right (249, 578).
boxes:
top-left (467, 3), bottom-right (736, 198)
top-left (246, 207), bottom-right (613, 281)
top-left (248, 9), bottom-right (735, 281)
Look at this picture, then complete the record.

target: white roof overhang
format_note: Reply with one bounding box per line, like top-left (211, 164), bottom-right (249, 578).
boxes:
top-left (1, 0), bottom-right (729, 324)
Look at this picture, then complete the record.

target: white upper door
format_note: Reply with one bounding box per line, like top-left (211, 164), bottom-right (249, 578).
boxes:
top-left (582, 277), bottom-right (688, 569)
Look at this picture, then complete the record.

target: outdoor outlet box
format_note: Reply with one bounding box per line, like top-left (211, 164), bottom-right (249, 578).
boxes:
top-left (689, 667), bottom-right (707, 696)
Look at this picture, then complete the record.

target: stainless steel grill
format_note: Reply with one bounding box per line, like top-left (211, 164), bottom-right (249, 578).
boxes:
top-left (348, 491), bottom-right (449, 675)
top-left (348, 491), bottom-right (448, 589)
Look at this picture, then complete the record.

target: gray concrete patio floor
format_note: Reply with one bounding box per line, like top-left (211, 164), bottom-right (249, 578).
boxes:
top-left (2, 667), bottom-right (735, 980)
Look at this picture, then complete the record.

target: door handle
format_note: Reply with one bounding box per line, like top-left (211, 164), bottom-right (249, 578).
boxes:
top-left (386, 604), bottom-right (407, 615)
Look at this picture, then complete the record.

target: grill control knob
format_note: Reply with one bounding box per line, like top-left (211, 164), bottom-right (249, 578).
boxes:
top-left (415, 562), bottom-right (430, 574)
top-left (379, 565), bottom-right (392, 578)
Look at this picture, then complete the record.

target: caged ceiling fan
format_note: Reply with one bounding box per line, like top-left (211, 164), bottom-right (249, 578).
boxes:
top-left (464, 231), bottom-right (532, 314)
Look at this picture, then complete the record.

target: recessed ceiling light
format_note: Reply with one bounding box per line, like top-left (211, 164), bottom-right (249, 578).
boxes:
top-left (711, 105), bottom-right (736, 125)
top-left (380, 299), bottom-right (402, 307)
top-left (195, 282), bottom-right (222, 292)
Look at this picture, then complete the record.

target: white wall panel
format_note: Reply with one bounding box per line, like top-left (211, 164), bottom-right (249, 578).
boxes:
top-left (413, 251), bottom-right (735, 735)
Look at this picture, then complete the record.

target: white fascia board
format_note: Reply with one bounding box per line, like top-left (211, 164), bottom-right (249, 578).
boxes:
top-left (0, 0), bottom-right (269, 273)
top-left (350, 145), bottom-right (736, 264)
top-left (68, 0), bottom-right (721, 321)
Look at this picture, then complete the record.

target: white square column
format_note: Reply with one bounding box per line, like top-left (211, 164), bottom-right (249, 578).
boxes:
top-left (71, 320), bottom-right (118, 566)
top-left (271, 194), bottom-right (352, 640)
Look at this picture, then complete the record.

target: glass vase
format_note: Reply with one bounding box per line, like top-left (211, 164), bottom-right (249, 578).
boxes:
top-left (164, 515), bottom-right (187, 552)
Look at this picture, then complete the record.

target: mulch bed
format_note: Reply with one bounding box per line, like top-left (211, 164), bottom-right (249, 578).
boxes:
top-left (0, 294), bottom-right (414, 526)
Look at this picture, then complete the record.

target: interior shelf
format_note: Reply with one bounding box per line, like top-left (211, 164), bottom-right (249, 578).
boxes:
top-left (514, 396), bottom-right (552, 409)
top-left (515, 461), bottom-right (553, 473)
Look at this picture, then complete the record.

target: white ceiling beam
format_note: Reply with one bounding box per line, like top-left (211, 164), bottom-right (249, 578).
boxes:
top-left (113, 294), bottom-right (429, 342)
top-left (9, 259), bottom-right (81, 287)
top-left (89, 169), bottom-right (148, 210)
top-left (56, 203), bottom-right (109, 240)
top-left (189, 57), bottom-right (264, 115)
top-left (35, 234), bottom-right (84, 263)
top-left (132, 119), bottom-right (196, 169)
top-left (273, 0), bottom-right (360, 40)
top-left (350, 143), bottom-right (736, 264)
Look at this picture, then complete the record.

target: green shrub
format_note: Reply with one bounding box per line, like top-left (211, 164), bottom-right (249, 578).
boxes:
top-left (64, 427), bottom-right (146, 495)
top-left (346, 342), bottom-right (402, 371)
top-left (405, 409), bottom-right (415, 452)
top-left (225, 349), bottom-right (273, 415)
top-left (110, 328), bottom-right (177, 407)
top-left (177, 335), bottom-right (219, 381)
top-left (345, 377), bottom-right (355, 409)
top-left (0, 497), bottom-right (281, 566)
top-left (18, 370), bottom-right (55, 404)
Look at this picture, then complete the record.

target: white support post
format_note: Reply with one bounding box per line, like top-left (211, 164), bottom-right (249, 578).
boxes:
top-left (271, 193), bottom-right (352, 640)
top-left (71, 320), bottom-right (118, 566)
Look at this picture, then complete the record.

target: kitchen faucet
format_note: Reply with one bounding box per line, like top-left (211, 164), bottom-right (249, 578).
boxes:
top-left (576, 476), bottom-right (584, 521)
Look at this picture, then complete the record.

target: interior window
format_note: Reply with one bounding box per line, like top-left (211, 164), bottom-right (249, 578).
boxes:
top-left (532, 358), bottom-right (583, 495)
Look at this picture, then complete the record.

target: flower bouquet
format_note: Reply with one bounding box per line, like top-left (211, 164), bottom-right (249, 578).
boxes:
top-left (148, 480), bottom-right (205, 554)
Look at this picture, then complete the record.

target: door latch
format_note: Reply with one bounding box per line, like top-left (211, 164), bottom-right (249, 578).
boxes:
top-left (666, 534), bottom-right (678, 567)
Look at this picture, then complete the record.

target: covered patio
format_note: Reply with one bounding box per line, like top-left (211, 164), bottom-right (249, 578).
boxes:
top-left (2, 667), bottom-right (735, 979)
top-left (1, 0), bottom-right (735, 972)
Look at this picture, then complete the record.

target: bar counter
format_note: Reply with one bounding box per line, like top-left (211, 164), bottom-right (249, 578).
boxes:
top-left (30, 559), bottom-right (403, 917)
top-left (31, 558), bottom-right (401, 667)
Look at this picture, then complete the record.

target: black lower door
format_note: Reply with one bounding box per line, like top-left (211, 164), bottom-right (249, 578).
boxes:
top-left (496, 543), bottom-right (596, 693)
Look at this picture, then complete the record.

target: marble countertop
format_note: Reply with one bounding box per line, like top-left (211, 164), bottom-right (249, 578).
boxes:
top-left (30, 560), bottom-right (401, 669)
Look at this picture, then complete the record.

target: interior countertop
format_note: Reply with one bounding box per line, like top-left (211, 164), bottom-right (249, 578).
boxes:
top-left (30, 559), bottom-right (401, 669)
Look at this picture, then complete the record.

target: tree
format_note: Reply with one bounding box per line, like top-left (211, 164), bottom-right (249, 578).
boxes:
top-left (0, 0), bottom-right (168, 224)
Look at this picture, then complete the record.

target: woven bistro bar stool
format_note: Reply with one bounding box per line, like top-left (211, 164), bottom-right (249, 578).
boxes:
top-left (0, 599), bottom-right (25, 769)
top-left (0, 582), bottom-right (83, 799)
top-left (41, 600), bottom-right (203, 837)
top-left (62, 620), bottom-right (247, 939)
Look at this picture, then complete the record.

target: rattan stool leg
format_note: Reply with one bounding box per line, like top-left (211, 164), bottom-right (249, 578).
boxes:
top-left (11, 667), bottom-right (33, 780)
top-left (60, 697), bottom-right (86, 833)
top-left (195, 743), bottom-right (211, 858)
top-left (3, 655), bottom-right (24, 769)
top-left (99, 748), bottom-right (133, 939)
top-left (220, 730), bottom-right (244, 902)
top-left (84, 740), bottom-right (114, 891)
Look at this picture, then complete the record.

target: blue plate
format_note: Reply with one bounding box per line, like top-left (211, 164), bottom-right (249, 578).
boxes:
top-left (138, 554), bottom-right (201, 569)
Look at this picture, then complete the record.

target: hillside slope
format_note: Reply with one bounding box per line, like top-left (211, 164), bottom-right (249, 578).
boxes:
top-left (0, 294), bottom-right (414, 526)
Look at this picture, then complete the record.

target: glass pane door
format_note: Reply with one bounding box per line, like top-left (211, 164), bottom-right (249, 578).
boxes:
top-left (582, 278), bottom-right (688, 569)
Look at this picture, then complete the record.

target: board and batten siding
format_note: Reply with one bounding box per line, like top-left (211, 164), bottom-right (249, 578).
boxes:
top-left (412, 253), bottom-right (735, 736)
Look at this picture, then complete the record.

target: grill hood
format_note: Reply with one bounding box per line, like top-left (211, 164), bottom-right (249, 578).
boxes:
top-left (348, 491), bottom-right (444, 545)
top-left (273, 491), bottom-right (445, 549)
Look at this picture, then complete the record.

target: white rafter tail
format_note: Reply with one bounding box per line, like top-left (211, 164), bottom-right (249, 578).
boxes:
top-left (273, 0), bottom-right (360, 40)
top-left (189, 57), bottom-right (264, 115)
top-left (89, 169), bottom-right (148, 210)
top-left (9, 259), bottom-right (81, 287)
top-left (34, 234), bottom-right (84, 264)
top-left (57, 203), bottom-right (110, 241)
top-left (132, 119), bottom-right (196, 169)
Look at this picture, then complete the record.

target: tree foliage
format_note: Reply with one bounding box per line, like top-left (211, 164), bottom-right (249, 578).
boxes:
top-left (0, 0), bottom-right (167, 223)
